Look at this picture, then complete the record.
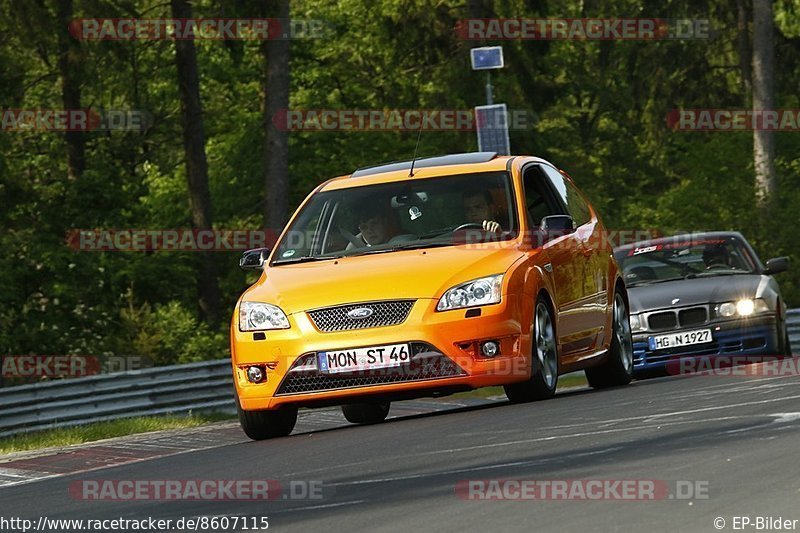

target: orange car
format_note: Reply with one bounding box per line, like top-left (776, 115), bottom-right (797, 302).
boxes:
top-left (232, 152), bottom-right (632, 439)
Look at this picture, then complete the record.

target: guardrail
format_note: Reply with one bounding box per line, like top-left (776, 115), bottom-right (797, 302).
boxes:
top-left (1, 310), bottom-right (799, 438)
top-left (0, 359), bottom-right (234, 438)
top-left (788, 309), bottom-right (800, 356)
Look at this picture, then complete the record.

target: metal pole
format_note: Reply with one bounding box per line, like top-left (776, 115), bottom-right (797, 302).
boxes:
top-left (485, 71), bottom-right (493, 105)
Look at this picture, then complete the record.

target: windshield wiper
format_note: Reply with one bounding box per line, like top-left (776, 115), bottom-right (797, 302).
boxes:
top-left (272, 254), bottom-right (343, 265)
top-left (389, 241), bottom-right (454, 251)
top-left (347, 248), bottom-right (395, 257)
top-left (684, 270), bottom-right (750, 279)
top-left (628, 277), bottom-right (686, 287)
top-left (348, 241), bottom-right (453, 257)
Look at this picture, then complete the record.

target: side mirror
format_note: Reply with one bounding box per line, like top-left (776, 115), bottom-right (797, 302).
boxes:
top-left (240, 248), bottom-right (270, 271)
top-left (541, 214), bottom-right (574, 232)
top-left (539, 215), bottom-right (575, 243)
top-left (764, 256), bottom-right (789, 275)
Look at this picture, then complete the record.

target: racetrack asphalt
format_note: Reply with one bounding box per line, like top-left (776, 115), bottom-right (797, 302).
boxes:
top-left (2, 367), bottom-right (800, 533)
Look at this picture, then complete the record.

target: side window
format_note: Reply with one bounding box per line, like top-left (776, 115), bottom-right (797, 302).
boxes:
top-left (522, 166), bottom-right (564, 227)
top-left (541, 165), bottom-right (591, 227)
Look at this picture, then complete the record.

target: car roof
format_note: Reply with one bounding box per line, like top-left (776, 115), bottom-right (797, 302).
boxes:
top-left (351, 152), bottom-right (500, 177)
top-left (615, 231), bottom-right (748, 253)
top-left (316, 152), bottom-right (558, 192)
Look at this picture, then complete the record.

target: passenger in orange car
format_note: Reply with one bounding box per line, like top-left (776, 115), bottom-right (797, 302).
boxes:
top-left (462, 189), bottom-right (502, 233)
top-left (356, 203), bottom-right (401, 246)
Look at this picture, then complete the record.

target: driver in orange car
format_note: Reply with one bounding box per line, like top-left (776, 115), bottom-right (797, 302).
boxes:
top-left (462, 189), bottom-right (502, 233)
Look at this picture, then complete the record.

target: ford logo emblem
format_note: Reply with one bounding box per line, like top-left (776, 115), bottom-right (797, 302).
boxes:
top-left (347, 307), bottom-right (374, 319)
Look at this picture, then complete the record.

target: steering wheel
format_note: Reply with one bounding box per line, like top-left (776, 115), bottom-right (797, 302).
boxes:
top-left (705, 263), bottom-right (730, 270)
top-left (452, 223), bottom-right (484, 233)
top-left (337, 226), bottom-right (366, 248)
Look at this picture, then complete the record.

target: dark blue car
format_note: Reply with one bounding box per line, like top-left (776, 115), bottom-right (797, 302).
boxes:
top-left (614, 232), bottom-right (791, 375)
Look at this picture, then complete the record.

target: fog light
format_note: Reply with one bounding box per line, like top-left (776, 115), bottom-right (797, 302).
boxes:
top-left (247, 366), bottom-right (265, 383)
top-left (481, 341), bottom-right (500, 357)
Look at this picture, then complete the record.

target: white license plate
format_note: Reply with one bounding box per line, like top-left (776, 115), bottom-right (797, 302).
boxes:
top-left (648, 329), bottom-right (712, 351)
top-left (317, 343), bottom-right (411, 374)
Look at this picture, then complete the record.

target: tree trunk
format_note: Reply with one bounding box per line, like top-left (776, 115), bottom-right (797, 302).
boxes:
top-left (56, 0), bottom-right (84, 180)
top-left (262, 0), bottom-right (291, 230)
top-left (737, 0), bottom-right (752, 104)
top-left (752, 0), bottom-right (776, 205)
top-left (171, 0), bottom-right (221, 324)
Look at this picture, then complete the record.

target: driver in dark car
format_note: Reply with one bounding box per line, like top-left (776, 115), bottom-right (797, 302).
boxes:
top-left (702, 242), bottom-right (733, 269)
top-left (462, 189), bottom-right (502, 233)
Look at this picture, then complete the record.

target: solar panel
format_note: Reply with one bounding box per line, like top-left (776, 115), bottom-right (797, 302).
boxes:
top-left (475, 104), bottom-right (510, 155)
top-left (470, 46), bottom-right (504, 70)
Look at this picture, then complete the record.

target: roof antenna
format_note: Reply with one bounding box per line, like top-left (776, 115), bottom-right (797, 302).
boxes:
top-left (408, 120), bottom-right (424, 177)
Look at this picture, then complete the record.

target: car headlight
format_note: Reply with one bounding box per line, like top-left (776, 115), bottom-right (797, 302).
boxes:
top-left (436, 274), bottom-right (503, 311)
top-left (239, 301), bottom-right (290, 331)
top-left (716, 298), bottom-right (769, 318)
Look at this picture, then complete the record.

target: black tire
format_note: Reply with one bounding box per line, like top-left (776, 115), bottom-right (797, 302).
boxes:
top-left (236, 395), bottom-right (298, 440)
top-left (341, 402), bottom-right (391, 424)
top-left (504, 296), bottom-right (558, 403)
top-left (781, 324), bottom-right (793, 357)
top-left (586, 291), bottom-right (634, 389)
top-left (777, 303), bottom-right (793, 357)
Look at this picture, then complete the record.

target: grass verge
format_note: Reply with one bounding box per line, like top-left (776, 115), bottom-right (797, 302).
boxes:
top-left (0, 413), bottom-right (235, 455)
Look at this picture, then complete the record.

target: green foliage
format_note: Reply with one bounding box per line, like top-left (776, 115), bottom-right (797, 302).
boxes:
top-left (117, 300), bottom-right (228, 365)
top-left (1, 0), bottom-right (800, 370)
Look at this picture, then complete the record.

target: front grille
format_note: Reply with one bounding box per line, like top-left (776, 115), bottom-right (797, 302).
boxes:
top-left (647, 306), bottom-right (709, 331)
top-left (275, 342), bottom-right (466, 395)
top-left (679, 307), bottom-right (707, 327)
top-left (648, 312), bottom-right (677, 330)
top-left (307, 300), bottom-right (415, 332)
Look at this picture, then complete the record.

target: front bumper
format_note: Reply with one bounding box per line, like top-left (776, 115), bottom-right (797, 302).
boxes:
top-left (232, 297), bottom-right (531, 410)
top-left (632, 315), bottom-right (780, 371)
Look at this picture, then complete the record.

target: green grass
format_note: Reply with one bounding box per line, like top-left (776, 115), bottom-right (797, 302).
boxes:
top-left (450, 373), bottom-right (588, 400)
top-left (556, 373), bottom-right (589, 389)
top-left (0, 413), bottom-right (235, 455)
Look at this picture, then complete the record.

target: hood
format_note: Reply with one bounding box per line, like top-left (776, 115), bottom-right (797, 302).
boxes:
top-left (627, 274), bottom-right (766, 313)
top-left (241, 246), bottom-right (525, 314)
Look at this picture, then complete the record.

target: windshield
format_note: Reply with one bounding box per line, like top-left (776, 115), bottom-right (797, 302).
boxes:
top-left (272, 171), bottom-right (518, 264)
top-left (614, 235), bottom-right (758, 287)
